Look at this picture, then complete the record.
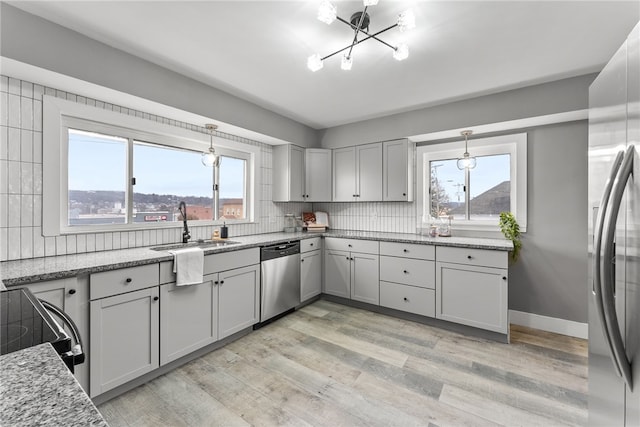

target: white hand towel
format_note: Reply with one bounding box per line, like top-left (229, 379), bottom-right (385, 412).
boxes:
top-left (169, 247), bottom-right (204, 286)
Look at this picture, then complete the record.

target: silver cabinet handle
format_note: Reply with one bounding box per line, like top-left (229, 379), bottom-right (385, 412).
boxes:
top-left (600, 145), bottom-right (634, 389)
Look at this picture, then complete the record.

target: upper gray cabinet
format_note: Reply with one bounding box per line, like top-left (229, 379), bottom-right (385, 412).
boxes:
top-left (273, 145), bottom-right (331, 202)
top-left (333, 143), bottom-right (383, 202)
top-left (383, 139), bottom-right (414, 202)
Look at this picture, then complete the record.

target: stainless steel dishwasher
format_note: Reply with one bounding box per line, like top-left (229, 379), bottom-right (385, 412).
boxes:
top-left (259, 241), bottom-right (301, 325)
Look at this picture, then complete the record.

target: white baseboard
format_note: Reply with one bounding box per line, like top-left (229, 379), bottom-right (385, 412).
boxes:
top-left (509, 310), bottom-right (588, 339)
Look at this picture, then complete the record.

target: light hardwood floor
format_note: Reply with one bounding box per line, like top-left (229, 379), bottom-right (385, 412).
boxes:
top-left (98, 300), bottom-right (588, 427)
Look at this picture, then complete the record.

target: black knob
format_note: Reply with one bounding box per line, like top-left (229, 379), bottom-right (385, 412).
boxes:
top-left (153, 296), bottom-right (159, 301)
top-left (68, 289), bottom-right (76, 295)
top-left (125, 278), bottom-right (132, 283)
top-left (403, 193), bottom-right (406, 196)
top-left (346, 256), bottom-right (350, 260)
top-left (348, 244), bottom-right (352, 247)
top-left (353, 194), bottom-right (357, 197)
top-left (403, 297), bottom-right (408, 301)
top-left (403, 249), bottom-right (408, 253)
top-left (467, 255), bottom-right (472, 260)
top-left (403, 270), bottom-right (408, 274)
top-left (214, 280), bottom-right (219, 284)
top-left (310, 243), bottom-right (314, 246)
top-left (301, 259), bottom-right (305, 262)
top-left (503, 276), bottom-right (507, 281)
top-left (220, 280), bottom-right (224, 284)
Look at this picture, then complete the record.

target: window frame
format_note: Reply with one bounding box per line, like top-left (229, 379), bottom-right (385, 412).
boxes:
top-left (43, 95), bottom-right (260, 236)
top-left (416, 133), bottom-right (527, 233)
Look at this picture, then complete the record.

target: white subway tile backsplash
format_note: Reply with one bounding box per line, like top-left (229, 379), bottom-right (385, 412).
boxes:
top-left (55, 235), bottom-right (67, 255)
top-left (7, 94), bottom-right (20, 128)
top-left (20, 195), bottom-right (33, 227)
top-left (33, 84), bottom-right (44, 99)
top-left (7, 195), bottom-right (20, 227)
top-left (7, 128), bottom-right (20, 161)
top-left (0, 194), bottom-right (7, 228)
top-left (66, 234), bottom-right (77, 254)
top-left (20, 97), bottom-right (33, 130)
top-left (8, 78), bottom-right (20, 96)
top-left (76, 234), bottom-right (86, 253)
top-left (20, 81), bottom-right (33, 99)
top-left (0, 92), bottom-right (7, 127)
top-left (20, 162), bottom-right (33, 195)
top-left (0, 227), bottom-right (7, 261)
top-left (0, 76), bottom-right (8, 93)
top-left (33, 195), bottom-right (42, 226)
top-left (33, 100), bottom-right (42, 132)
top-left (21, 130), bottom-right (33, 163)
top-left (33, 228), bottom-right (45, 258)
top-left (0, 126), bottom-right (7, 160)
top-left (44, 236), bottom-right (56, 257)
top-left (95, 233), bottom-right (105, 252)
top-left (86, 233), bottom-right (95, 252)
top-left (8, 227), bottom-right (21, 260)
top-left (33, 132), bottom-right (43, 164)
top-left (20, 227), bottom-right (32, 259)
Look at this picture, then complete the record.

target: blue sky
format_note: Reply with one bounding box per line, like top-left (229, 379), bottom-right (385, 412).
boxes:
top-left (431, 154), bottom-right (510, 201)
top-left (68, 130), bottom-right (244, 199)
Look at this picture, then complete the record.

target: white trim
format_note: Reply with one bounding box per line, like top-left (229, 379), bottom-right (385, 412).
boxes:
top-left (409, 110), bottom-right (588, 143)
top-left (416, 133), bottom-right (527, 233)
top-left (509, 310), bottom-right (588, 339)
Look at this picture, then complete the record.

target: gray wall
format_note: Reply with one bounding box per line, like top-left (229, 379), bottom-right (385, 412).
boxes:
top-left (0, 3), bottom-right (318, 148)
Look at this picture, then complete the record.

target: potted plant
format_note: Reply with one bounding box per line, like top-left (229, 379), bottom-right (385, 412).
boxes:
top-left (499, 211), bottom-right (522, 263)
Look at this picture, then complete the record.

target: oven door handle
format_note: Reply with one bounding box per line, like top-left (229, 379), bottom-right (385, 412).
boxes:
top-left (38, 299), bottom-right (85, 366)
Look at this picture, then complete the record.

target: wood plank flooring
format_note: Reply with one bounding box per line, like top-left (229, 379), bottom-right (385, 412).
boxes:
top-left (98, 300), bottom-right (587, 427)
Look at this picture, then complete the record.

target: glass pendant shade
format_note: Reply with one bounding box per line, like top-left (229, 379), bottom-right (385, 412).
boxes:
top-left (317, 1), bottom-right (337, 25)
top-left (341, 54), bottom-right (353, 70)
top-left (201, 149), bottom-right (217, 167)
top-left (393, 43), bottom-right (409, 61)
top-left (456, 153), bottom-right (477, 170)
top-left (307, 53), bottom-right (324, 72)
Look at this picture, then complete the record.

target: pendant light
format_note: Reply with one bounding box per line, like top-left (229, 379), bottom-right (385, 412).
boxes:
top-left (202, 124), bottom-right (218, 167)
top-left (457, 130), bottom-right (477, 170)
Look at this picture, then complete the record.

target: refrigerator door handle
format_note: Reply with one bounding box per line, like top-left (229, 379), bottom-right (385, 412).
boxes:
top-left (593, 149), bottom-right (625, 379)
top-left (601, 144), bottom-right (635, 390)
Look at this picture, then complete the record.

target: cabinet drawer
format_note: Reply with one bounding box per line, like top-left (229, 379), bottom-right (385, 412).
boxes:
top-left (436, 246), bottom-right (507, 269)
top-left (204, 248), bottom-right (260, 275)
top-left (379, 256), bottom-right (435, 289)
top-left (301, 237), bottom-right (322, 253)
top-left (379, 241), bottom-right (434, 260)
top-left (324, 237), bottom-right (379, 254)
top-left (380, 281), bottom-right (435, 318)
top-left (91, 264), bottom-right (159, 300)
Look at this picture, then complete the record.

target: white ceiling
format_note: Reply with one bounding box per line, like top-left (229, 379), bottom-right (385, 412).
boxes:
top-left (9, 1), bottom-right (640, 130)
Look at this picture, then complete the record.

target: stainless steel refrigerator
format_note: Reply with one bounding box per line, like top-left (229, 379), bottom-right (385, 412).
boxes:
top-left (588, 22), bottom-right (639, 426)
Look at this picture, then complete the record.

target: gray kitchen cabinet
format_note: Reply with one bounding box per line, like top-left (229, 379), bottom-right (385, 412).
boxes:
top-left (89, 286), bottom-right (160, 397)
top-left (24, 277), bottom-right (90, 392)
top-left (305, 149), bottom-right (332, 201)
top-left (324, 237), bottom-right (379, 304)
top-left (159, 275), bottom-right (218, 365)
top-left (435, 246), bottom-right (508, 334)
top-left (273, 145), bottom-right (332, 202)
top-left (379, 241), bottom-right (436, 317)
top-left (382, 139), bottom-right (414, 202)
top-left (332, 143), bottom-right (382, 202)
top-left (217, 264), bottom-right (260, 339)
top-left (273, 144), bottom-right (305, 202)
top-left (301, 237), bottom-right (322, 302)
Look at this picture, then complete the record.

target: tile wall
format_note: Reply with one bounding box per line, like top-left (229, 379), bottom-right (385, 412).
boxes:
top-left (0, 75), bottom-right (310, 261)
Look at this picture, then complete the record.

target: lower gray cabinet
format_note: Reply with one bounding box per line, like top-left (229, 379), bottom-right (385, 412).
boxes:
top-left (89, 286), bottom-right (160, 397)
top-left (324, 250), bottom-right (351, 298)
top-left (379, 281), bottom-right (435, 317)
top-left (160, 276), bottom-right (218, 365)
top-left (323, 249), bottom-right (379, 304)
top-left (301, 249), bottom-right (322, 302)
top-left (218, 264), bottom-right (260, 339)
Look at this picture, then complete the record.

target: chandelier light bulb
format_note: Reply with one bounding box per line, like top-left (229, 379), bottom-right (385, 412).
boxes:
top-left (317, 0), bottom-right (337, 25)
top-left (457, 130), bottom-right (477, 170)
top-left (397, 9), bottom-right (416, 32)
top-left (201, 150), bottom-right (217, 167)
top-left (341, 54), bottom-right (353, 70)
top-left (363, 0), bottom-right (379, 6)
top-left (307, 53), bottom-right (324, 72)
top-left (393, 43), bottom-right (409, 61)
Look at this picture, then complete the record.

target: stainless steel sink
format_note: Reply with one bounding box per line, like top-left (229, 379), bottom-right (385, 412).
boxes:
top-left (150, 240), bottom-right (240, 251)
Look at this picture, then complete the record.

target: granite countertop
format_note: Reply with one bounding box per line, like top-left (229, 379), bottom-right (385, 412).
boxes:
top-left (1, 230), bottom-right (512, 287)
top-left (0, 343), bottom-right (108, 427)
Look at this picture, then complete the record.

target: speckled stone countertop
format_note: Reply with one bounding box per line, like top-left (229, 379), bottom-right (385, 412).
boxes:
top-left (1, 230), bottom-right (512, 287)
top-left (0, 343), bottom-right (108, 427)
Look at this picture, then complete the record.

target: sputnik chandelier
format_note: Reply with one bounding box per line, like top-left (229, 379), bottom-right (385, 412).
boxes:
top-left (307, 0), bottom-right (416, 72)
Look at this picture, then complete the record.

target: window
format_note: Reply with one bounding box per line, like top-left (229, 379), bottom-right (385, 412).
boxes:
top-left (44, 96), bottom-right (259, 236)
top-left (417, 133), bottom-right (527, 232)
